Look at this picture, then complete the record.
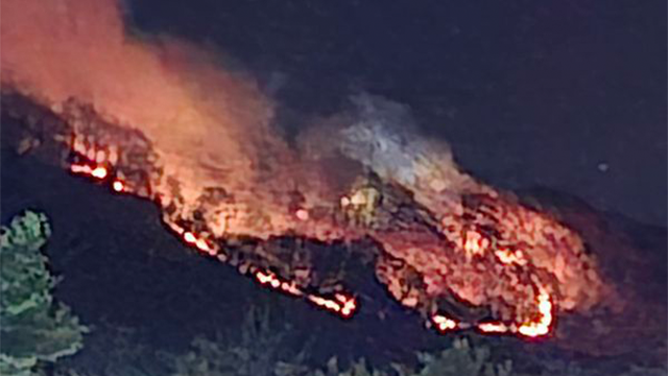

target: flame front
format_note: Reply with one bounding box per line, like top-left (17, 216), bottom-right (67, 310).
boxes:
top-left (63, 136), bottom-right (597, 336)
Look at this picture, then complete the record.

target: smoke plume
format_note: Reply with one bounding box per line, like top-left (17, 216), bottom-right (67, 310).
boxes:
top-left (3, 0), bottom-right (308, 236)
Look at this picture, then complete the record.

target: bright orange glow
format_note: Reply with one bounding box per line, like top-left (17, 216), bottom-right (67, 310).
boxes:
top-left (280, 281), bottom-right (303, 296)
top-left (478, 322), bottom-right (509, 334)
top-left (253, 270), bottom-right (356, 317)
top-left (183, 232), bottom-right (197, 244)
top-left (70, 164), bottom-right (92, 176)
top-left (432, 314), bottom-right (458, 332)
top-left (462, 230), bottom-right (488, 258)
top-left (91, 166), bottom-right (108, 179)
top-left (112, 180), bottom-right (125, 192)
top-left (179, 231), bottom-right (217, 255)
top-left (495, 248), bottom-right (527, 265)
top-left (195, 238), bottom-right (215, 255)
top-left (518, 288), bottom-right (553, 337)
top-left (70, 164), bottom-right (88, 174)
top-left (70, 163), bottom-right (108, 180)
top-left (308, 293), bottom-right (357, 318)
top-left (295, 209), bottom-right (309, 221)
top-left (335, 293), bottom-right (357, 317)
top-left (475, 289), bottom-right (552, 338)
top-left (308, 295), bottom-right (340, 312)
top-left (254, 270), bottom-right (303, 296)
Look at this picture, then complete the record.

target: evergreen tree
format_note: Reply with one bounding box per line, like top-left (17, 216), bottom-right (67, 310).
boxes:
top-left (1, 211), bottom-right (87, 376)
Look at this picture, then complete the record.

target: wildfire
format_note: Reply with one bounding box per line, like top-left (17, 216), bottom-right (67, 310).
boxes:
top-left (475, 287), bottom-right (553, 338)
top-left (71, 163), bottom-right (108, 179)
top-left (433, 288), bottom-right (553, 338)
top-left (462, 230), bottom-right (489, 258)
top-left (4, 0), bottom-right (608, 344)
top-left (478, 322), bottom-right (509, 334)
top-left (112, 180), bottom-right (125, 192)
top-left (67, 149), bottom-right (563, 336)
top-left (178, 231), bottom-right (216, 255)
top-left (67, 153), bottom-right (556, 335)
top-left (70, 154), bottom-right (127, 194)
top-left (432, 314), bottom-right (459, 332)
top-left (295, 209), bottom-right (309, 221)
top-left (495, 248), bottom-right (527, 266)
top-left (255, 270), bottom-right (303, 296)
top-left (518, 288), bottom-right (553, 337)
top-left (308, 293), bottom-right (357, 318)
top-left (166, 218), bottom-right (359, 319)
top-left (253, 270), bottom-right (357, 317)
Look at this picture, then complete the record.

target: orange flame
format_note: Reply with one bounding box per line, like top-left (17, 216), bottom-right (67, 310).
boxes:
top-left (69, 154), bottom-right (561, 335)
top-left (476, 287), bottom-right (553, 338)
top-left (518, 288), bottom-right (553, 337)
top-left (307, 293), bottom-right (357, 318)
top-left (181, 231), bottom-right (217, 256)
top-left (71, 163), bottom-right (108, 180)
top-left (478, 322), bottom-right (509, 334)
top-left (255, 270), bottom-right (302, 296)
top-left (254, 270), bottom-right (357, 317)
top-left (112, 180), bottom-right (125, 192)
top-left (432, 314), bottom-right (459, 332)
top-left (69, 155), bottom-right (557, 334)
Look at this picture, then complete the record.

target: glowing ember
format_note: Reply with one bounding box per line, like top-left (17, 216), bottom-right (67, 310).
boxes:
top-left (495, 248), bottom-right (527, 265)
top-left (433, 314), bottom-right (459, 332)
top-left (478, 322), bottom-right (509, 334)
top-left (181, 231), bottom-right (217, 255)
top-left (462, 230), bottom-right (489, 258)
top-left (476, 287), bottom-right (552, 337)
top-left (295, 209), bottom-right (309, 221)
top-left (91, 166), bottom-right (108, 179)
top-left (307, 294), bottom-right (358, 318)
top-left (70, 160), bottom-right (111, 183)
top-left (335, 293), bottom-right (357, 317)
top-left (70, 163), bottom-right (107, 179)
top-left (256, 270), bottom-right (281, 289)
top-left (518, 288), bottom-right (553, 337)
top-left (112, 180), bottom-right (125, 192)
top-left (183, 232), bottom-right (197, 243)
top-left (253, 270), bottom-right (356, 317)
top-left (255, 270), bottom-right (303, 296)
top-left (280, 281), bottom-right (303, 296)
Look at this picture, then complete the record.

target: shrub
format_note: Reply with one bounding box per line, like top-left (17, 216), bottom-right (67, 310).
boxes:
top-left (170, 304), bottom-right (308, 376)
top-left (278, 338), bottom-right (512, 376)
top-left (400, 338), bottom-right (513, 376)
top-left (0, 211), bottom-right (87, 376)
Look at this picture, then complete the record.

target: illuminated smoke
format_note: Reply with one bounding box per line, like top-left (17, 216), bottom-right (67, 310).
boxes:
top-left (2, 0), bottom-right (612, 339)
top-left (1, 0), bottom-right (314, 240)
top-left (339, 94), bottom-right (475, 194)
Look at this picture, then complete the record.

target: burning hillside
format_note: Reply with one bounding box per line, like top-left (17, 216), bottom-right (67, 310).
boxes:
top-left (2, 0), bottom-right (664, 358)
top-left (1, 91), bottom-right (615, 340)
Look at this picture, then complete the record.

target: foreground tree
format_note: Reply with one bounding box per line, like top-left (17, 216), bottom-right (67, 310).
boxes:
top-left (0, 211), bottom-right (87, 376)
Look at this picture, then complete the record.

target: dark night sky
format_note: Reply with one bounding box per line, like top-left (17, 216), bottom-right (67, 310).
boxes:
top-left (125, 0), bottom-right (666, 225)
